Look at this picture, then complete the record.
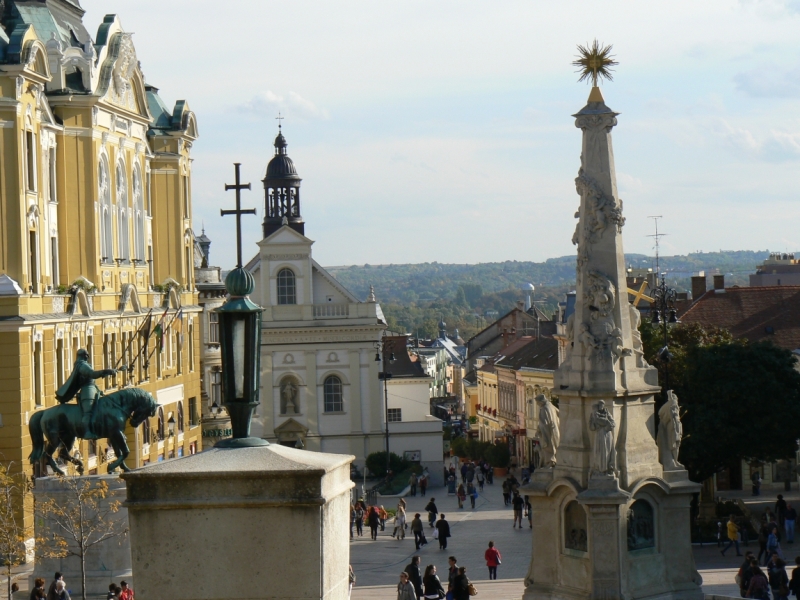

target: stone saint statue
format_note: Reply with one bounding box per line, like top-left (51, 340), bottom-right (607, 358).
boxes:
top-left (658, 390), bottom-right (683, 470)
top-left (281, 379), bottom-right (299, 414)
top-left (56, 349), bottom-right (116, 440)
top-left (589, 400), bottom-right (616, 476)
top-left (535, 394), bottom-right (560, 468)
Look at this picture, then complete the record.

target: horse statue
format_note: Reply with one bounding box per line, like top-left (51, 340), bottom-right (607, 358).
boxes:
top-left (29, 387), bottom-right (158, 475)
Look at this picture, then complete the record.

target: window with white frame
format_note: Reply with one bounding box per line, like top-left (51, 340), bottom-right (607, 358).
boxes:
top-left (116, 161), bottom-right (129, 262)
top-left (25, 130), bottom-right (36, 192)
top-left (323, 375), bottom-right (343, 413)
top-left (99, 158), bottom-right (113, 262)
top-left (210, 369), bottom-right (222, 405)
top-left (208, 312), bottom-right (219, 344)
top-left (276, 268), bottom-right (296, 305)
top-left (133, 166), bottom-right (145, 260)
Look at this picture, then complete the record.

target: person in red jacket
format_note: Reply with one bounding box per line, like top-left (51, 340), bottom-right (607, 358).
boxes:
top-left (484, 541), bottom-right (502, 580)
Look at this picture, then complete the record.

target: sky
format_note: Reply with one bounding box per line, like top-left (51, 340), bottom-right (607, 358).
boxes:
top-left (81, 0), bottom-right (800, 269)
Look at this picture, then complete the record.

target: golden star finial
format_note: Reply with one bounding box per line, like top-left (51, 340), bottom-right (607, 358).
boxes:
top-left (573, 40), bottom-right (618, 87)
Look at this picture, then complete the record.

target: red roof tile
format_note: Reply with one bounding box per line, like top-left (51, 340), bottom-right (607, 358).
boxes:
top-left (681, 286), bottom-right (800, 350)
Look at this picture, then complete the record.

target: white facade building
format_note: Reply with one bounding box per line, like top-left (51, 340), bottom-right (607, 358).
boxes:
top-left (245, 129), bottom-right (387, 469)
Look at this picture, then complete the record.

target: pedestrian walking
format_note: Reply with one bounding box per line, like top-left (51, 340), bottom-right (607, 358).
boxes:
top-left (721, 515), bottom-right (743, 557)
top-left (350, 505), bottom-right (356, 539)
top-left (52, 581), bottom-right (70, 600)
top-left (422, 565), bottom-right (446, 600)
top-left (47, 573), bottom-right (64, 600)
top-left (446, 557), bottom-right (459, 600)
top-left (768, 555), bottom-right (789, 600)
top-left (106, 584), bottom-right (120, 600)
top-left (393, 506), bottom-right (407, 539)
top-left (457, 483), bottom-right (466, 509)
top-left (486, 462), bottom-right (494, 484)
top-left (752, 470), bottom-right (762, 496)
top-left (759, 519), bottom-right (771, 566)
top-left (468, 483), bottom-right (477, 509)
top-left (460, 463), bottom-right (468, 483)
top-left (502, 478), bottom-right (512, 506)
top-left (405, 556), bottom-right (423, 600)
top-left (512, 492), bottom-right (525, 528)
top-left (411, 513), bottom-right (426, 550)
top-left (452, 567), bottom-right (471, 600)
top-left (737, 553), bottom-right (755, 596)
top-left (785, 504), bottom-right (797, 544)
top-left (476, 469), bottom-right (485, 491)
top-left (525, 496), bottom-right (533, 529)
top-left (354, 504), bottom-right (364, 537)
top-left (419, 473), bottom-right (428, 497)
top-left (379, 505), bottom-right (388, 531)
top-left (747, 566), bottom-right (770, 600)
top-left (436, 514), bottom-right (451, 550)
top-left (368, 506), bottom-right (380, 540)
top-left (30, 578), bottom-right (46, 600)
top-left (409, 473), bottom-right (418, 497)
top-left (777, 495), bottom-right (789, 532)
top-left (397, 572), bottom-right (417, 600)
top-left (484, 541), bottom-right (502, 580)
top-left (768, 528), bottom-right (784, 561)
top-left (119, 581), bottom-right (133, 600)
top-left (425, 498), bottom-right (438, 528)
top-left (789, 556), bottom-right (800, 597)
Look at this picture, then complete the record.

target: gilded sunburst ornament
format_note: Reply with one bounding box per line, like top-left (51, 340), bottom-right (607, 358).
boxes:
top-left (573, 40), bottom-right (618, 87)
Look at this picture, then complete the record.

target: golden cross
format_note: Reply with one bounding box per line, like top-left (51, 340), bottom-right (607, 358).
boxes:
top-left (627, 280), bottom-right (654, 306)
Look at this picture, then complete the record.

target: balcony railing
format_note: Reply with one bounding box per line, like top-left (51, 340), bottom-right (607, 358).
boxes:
top-left (313, 303), bottom-right (350, 318)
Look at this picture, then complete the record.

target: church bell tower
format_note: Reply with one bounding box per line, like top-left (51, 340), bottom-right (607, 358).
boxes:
top-left (262, 125), bottom-right (305, 238)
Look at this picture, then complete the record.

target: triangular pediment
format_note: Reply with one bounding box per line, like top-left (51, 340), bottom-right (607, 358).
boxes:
top-left (274, 418), bottom-right (308, 435)
top-left (262, 226), bottom-right (314, 246)
top-left (312, 260), bottom-right (359, 303)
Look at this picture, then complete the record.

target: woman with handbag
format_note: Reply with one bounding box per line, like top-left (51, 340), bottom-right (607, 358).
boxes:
top-left (768, 555), bottom-right (789, 600)
top-left (422, 564), bottom-right (446, 600)
top-left (452, 567), bottom-right (473, 600)
top-left (484, 541), bottom-right (502, 580)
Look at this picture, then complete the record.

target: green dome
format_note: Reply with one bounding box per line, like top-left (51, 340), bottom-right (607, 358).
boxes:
top-left (225, 267), bottom-right (254, 297)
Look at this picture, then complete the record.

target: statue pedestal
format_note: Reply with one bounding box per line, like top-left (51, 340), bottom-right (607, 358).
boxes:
top-left (31, 475), bottom-right (132, 598)
top-left (122, 445), bottom-right (354, 600)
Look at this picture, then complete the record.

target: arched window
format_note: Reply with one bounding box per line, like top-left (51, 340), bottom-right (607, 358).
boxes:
top-left (98, 158), bottom-right (113, 262)
top-left (276, 268), bottom-right (296, 305)
top-left (323, 375), bottom-right (343, 412)
top-left (116, 161), bottom-right (129, 262)
top-left (142, 417), bottom-right (151, 445)
top-left (157, 406), bottom-right (165, 440)
top-left (627, 499), bottom-right (655, 551)
top-left (133, 166), bottom-right (145, 261)
top-left (177, 400), bottom-right (185, 432)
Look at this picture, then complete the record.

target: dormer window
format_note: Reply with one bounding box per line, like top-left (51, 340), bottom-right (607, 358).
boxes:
top-left (277, 268), bottom-right (296, 305)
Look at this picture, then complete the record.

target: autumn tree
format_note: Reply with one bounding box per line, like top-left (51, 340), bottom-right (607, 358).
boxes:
top-left (36, 477), bottom-right (129, 600)
top-left (0, 462), bottom-right (29, 600)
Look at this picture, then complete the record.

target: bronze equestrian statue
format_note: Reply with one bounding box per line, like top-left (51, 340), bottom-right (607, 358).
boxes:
top-left (28, 349), bottom-right (159, 475)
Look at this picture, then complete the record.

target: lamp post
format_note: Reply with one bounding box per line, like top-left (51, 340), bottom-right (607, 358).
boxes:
top-left (215, 163), bottom-right (269, 448)
top-left (650, 272), bottom-right (679, 404)
top-left (375, 332), bottom-right (396, 474)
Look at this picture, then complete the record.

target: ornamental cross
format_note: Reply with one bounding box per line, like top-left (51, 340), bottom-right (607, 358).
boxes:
top-left (221, 163), bottom-right (255, 268)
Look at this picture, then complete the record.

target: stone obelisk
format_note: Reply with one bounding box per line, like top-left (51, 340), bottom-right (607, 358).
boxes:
top-left (522, 62), bottom-right (703, 600)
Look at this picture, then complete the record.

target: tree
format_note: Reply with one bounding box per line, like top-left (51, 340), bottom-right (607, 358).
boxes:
top-left (365, 452), bottom-right (409, 479)
top-left (35, 478), bottom-right (129, 600)
top-left (0, 462), bottom-right (29, 600)
top-left (678, 342), bottom-right (800, 483)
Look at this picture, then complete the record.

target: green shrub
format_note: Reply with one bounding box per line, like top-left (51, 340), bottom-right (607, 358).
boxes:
top-left (365, 451), bottom-right (410, 478)
top-left (486, 442), bottom-right (511, 468)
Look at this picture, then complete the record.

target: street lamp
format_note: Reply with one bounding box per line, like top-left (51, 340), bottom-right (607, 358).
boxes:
top-left (650, 273), bottom-right (679, 404)
top-left (210, 401), bottom-right (221, 419)
top-left (167, 415), bottom-right (176, 438)
top-left (214, 266), bottom-right (269, 448)
top-left (375, 333), bottom-right (396, 474)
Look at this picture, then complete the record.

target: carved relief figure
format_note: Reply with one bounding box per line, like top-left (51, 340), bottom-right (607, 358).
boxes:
top-left (585, 271), bottom-right (615, 319)
top-left (589, 400), bottom-right (616, 477)
top-left (658, 390), bottom-right (683, 470)
top-left (575, 169), bottom-right (625, 244)
top-left (535, 394), bottom-right (560, 468)
top-left (280, 378), bottom-right (299, 415)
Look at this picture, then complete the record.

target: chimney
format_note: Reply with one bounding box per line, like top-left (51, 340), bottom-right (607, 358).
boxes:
top-left (713, 274), bottom-right (725, 291)
top-left (691, 275), bottom-right (707, 301)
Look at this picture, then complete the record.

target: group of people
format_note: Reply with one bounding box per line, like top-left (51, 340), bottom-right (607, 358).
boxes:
top-left (351, 497), bottom-right (413, 541)
top-left (735, 550), bottom-right (800, 599)
top-left (396, 556), bottom-right (476, 600)
top-left (27, 573), bottom-right (133, 600)
top-left (408, 472), bottom-right (429, 497)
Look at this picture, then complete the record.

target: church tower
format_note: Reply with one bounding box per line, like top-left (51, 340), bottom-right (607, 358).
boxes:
top-left (262, 126), bottom-right (304, 238)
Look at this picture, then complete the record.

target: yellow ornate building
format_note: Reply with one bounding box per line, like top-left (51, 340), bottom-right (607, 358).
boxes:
top-left (0, 2), bottom-right (202, 538)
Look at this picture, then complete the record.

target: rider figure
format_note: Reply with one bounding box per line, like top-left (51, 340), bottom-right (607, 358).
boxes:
top-left (56, 349), bottom-right (116, 440)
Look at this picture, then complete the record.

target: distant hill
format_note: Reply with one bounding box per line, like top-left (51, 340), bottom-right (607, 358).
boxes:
top-left (326, 250), bottom-right (770, 305)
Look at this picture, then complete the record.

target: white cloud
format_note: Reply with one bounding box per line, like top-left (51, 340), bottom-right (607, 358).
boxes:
top-left (734, 64), bottom-right (800, 98)
top-left (241, 91), bottom-right (329, 121)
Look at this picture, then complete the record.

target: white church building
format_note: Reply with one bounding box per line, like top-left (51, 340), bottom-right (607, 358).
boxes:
top-left (245, 127), bottom-right (418, 472)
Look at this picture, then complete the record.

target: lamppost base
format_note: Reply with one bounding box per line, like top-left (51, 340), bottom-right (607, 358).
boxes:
top-left (215, 436), bottom-right (270, 449)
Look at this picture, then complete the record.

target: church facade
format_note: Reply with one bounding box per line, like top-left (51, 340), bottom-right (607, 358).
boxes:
top-left (0, 0), bottom-right (203, 540)
top-left (246, 129), bottom-right (388, 469)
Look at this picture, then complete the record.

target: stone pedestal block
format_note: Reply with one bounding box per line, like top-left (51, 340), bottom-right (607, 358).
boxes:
top-left (31, 475), bottom-right (132, 598)
top-left (121, 444), bottom-right (354, 600)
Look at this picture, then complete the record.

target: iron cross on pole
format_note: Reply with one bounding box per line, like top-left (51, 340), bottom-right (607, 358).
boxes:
top-left (221, 163), bottom-right (256, 268)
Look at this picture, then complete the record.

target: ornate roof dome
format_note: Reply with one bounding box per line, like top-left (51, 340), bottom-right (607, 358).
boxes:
top-left (225, 267), bottom-right (255, 297)
top-left (265, 126), bottom-right (300, 180)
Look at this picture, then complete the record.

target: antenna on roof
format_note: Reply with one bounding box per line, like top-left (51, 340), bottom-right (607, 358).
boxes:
top-left (648, 216), bottom-right (667, 275)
